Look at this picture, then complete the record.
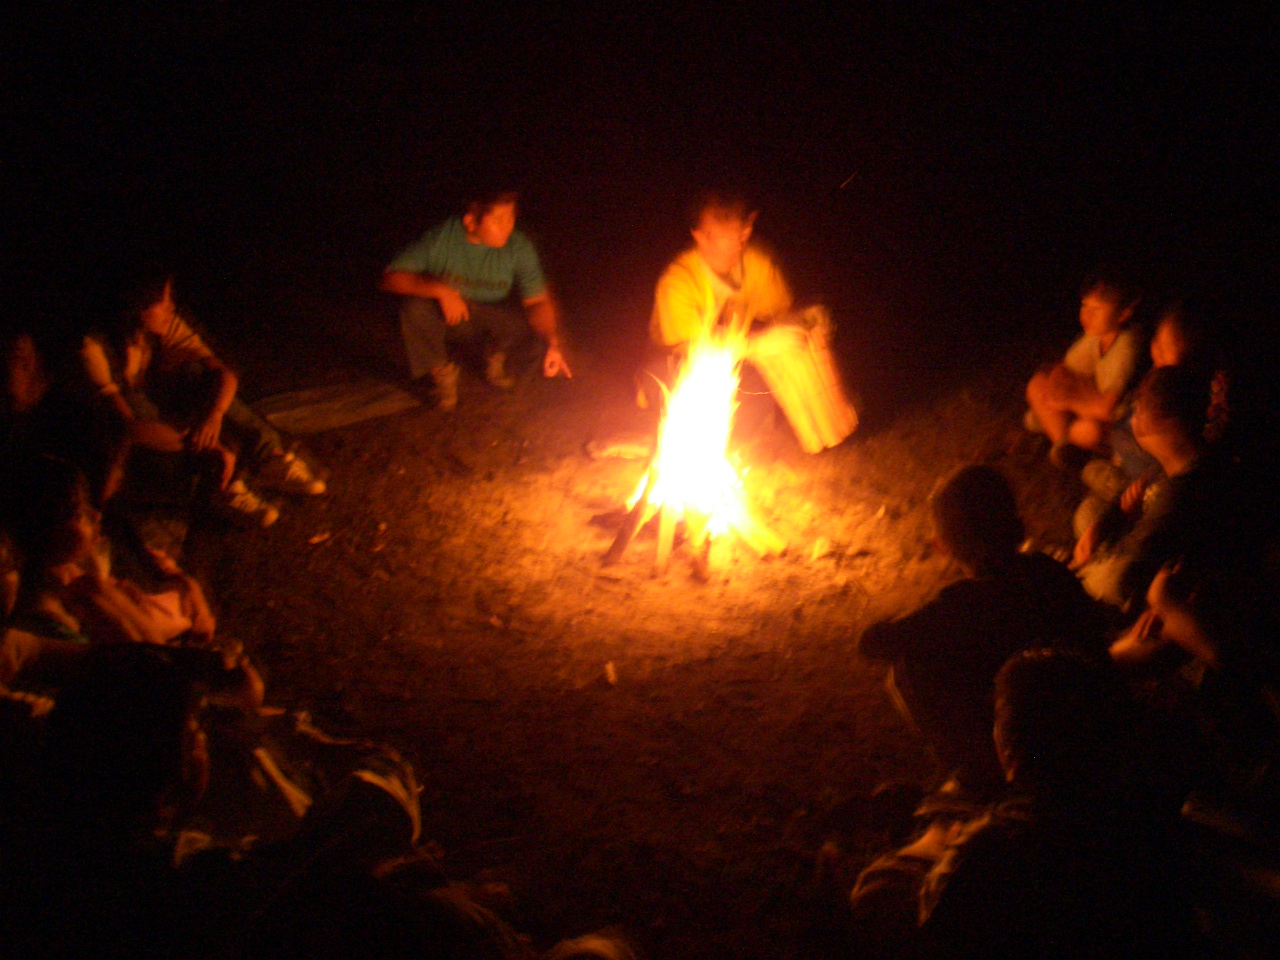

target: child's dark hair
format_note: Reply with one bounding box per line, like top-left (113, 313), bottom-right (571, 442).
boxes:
top-left (995, 649), bottom-right (1131, 790)
top-left (1155, 299), bottom-right (1215, 370)
top-left (1137, 365), bottom-right (1211, 440)
top-left (43, 644), bottom-right (201, 824)
top-left (930, 464), bottom-right (1024, 573)
top-left (687, 188), bottom-right (756, 231)
top-left (462, 188), bottom-right (519, 222)
top-left (1081, 270), bottom-right (1141, 312)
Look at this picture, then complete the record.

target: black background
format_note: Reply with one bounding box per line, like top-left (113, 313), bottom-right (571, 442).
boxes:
top-left (5, 3), bottom-right (1277, 379)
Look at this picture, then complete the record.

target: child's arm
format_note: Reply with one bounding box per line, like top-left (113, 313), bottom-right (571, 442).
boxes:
top-left (187, 357), bottom-right (238, 453)
top-left (1045, 366), bottom-right (1124, 421)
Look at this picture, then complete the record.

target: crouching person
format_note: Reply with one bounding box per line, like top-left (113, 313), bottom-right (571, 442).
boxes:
top-left (381, 187), bottom-right (571, 411)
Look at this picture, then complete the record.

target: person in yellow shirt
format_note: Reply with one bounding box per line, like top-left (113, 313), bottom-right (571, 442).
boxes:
top-left (649, 192), bottom-right (857, 453)
top-left (651, 198), bottom-right (793, 350)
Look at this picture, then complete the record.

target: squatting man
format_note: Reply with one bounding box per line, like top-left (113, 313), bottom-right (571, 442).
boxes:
top-left (382, 189), bottom-right (571, 411)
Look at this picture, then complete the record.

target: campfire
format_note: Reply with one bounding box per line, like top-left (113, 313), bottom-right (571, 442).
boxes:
top-left (604, 332), bottom-right (785, 577)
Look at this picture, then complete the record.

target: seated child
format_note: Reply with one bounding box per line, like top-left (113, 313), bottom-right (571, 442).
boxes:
top-left (1114, 562), bottom-right (1280, 850)
top-left (1150, 299), bottom-right (1231, 442)
top-left (80, 267), bottom-right (325, 527)
top-left (3, 455), bottom-right (215, 647)
top-left (1073, 365), bottom-right (1236, 611)
top-left (1077, 299), bottom-right (1233, 535)
top-left (918, 650), bottom-right (1205, 959)
top-left (3, 644), bottom-right (413, 959)
top-left (858, 465), bottom-right (1108, 800)
top-left (1025, 273), bottom-right (1143, 465)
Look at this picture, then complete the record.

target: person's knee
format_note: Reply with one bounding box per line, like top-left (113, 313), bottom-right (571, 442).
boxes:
top-left (399, 297), bottom-right (442, 327)
top-left (1026, 370), bottom-right (1048, 406)
top-left (1068, 417), bottom-right (1105, 451)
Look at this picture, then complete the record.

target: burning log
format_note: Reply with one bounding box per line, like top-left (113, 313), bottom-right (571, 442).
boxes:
top-left (601, 466), bottom-right (657, 567)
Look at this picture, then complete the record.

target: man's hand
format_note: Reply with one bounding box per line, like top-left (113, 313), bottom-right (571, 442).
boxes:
top-left (189, 411), bottom-right (224, 452)
top-left (543, 344), bottom-right (572, 379)
top-left (438, 287), bottom-right (469, 325)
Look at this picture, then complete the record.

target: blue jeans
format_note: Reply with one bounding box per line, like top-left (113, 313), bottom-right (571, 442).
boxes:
top-left (136, 366), bottom-right (283, 466)
top-left (398, 297), bottom-right (524, 379)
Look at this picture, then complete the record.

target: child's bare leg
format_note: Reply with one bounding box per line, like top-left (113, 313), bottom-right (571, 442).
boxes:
top-left (1026, 370), bottom-right (1072, 443)
top-left (1066, 417), bottom-right (1107, 453)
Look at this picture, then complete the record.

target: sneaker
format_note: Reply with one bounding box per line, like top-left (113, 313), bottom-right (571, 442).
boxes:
top-left (216, 479), bottom-right (279, 528)
top-left (259, 450), bottom-right (326, 496)
top-left (485, 352), bottom-right (515, 390)
top-left (431, 362), bottom-right (459, 411)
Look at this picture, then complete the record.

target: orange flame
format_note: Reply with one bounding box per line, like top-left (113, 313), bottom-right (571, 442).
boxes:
top-left (633, 336), bottom-right (750, 537)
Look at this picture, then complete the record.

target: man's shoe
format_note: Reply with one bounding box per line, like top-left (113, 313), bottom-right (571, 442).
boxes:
top-left (216, 479), bottom-right (280, 528)
top-left (485, 352), bottom-right (515, 390)
top-left (432, 362), bottom-right (459, 411)
top-left (259, 450), bottom-right (327, 496)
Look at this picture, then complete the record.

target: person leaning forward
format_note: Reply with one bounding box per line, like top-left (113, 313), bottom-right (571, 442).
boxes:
top-left (649, 190), bottom-right (857, 452)
top-left (381, 189), bottom-right (571, 411)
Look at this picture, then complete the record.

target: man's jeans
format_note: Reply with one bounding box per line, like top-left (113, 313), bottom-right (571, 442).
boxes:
top-left (399, 297), bottom-right (524, 380)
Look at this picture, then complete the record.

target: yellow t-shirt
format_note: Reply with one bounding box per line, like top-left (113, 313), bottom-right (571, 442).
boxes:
top-left (650, 245), bottom-right (793, 349)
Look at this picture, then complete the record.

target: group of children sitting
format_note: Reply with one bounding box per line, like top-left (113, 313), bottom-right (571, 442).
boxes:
top-left (0, 268), bottom-right (632, 957)
top-left (2, 259), bottom-right (1275, 956)
top-left (842, 274), bottom-right (1278, 957)
top-left (1, 264), bottom-right (331, 688)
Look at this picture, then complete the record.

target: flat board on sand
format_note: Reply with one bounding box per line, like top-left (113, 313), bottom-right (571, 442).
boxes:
top-left (256, 380), bottom-right (420, 434)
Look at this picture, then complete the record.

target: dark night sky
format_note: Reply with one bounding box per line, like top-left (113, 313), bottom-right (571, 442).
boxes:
top-left (4, 3), bottom-right (1278, 355)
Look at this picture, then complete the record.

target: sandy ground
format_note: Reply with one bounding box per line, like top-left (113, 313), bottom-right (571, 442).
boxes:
top-left (191, 297), bottom-right (1082, 959)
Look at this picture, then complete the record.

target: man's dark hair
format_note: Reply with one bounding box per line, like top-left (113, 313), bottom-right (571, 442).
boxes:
top-left (463, 188), bottom-right (519, 222)
top-left (1137, 365), bottom-right (1211, 440)
top-left (687, 189), bottom-right (756, 231)
top-left (930, 465), bottom-right (1024, 573)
